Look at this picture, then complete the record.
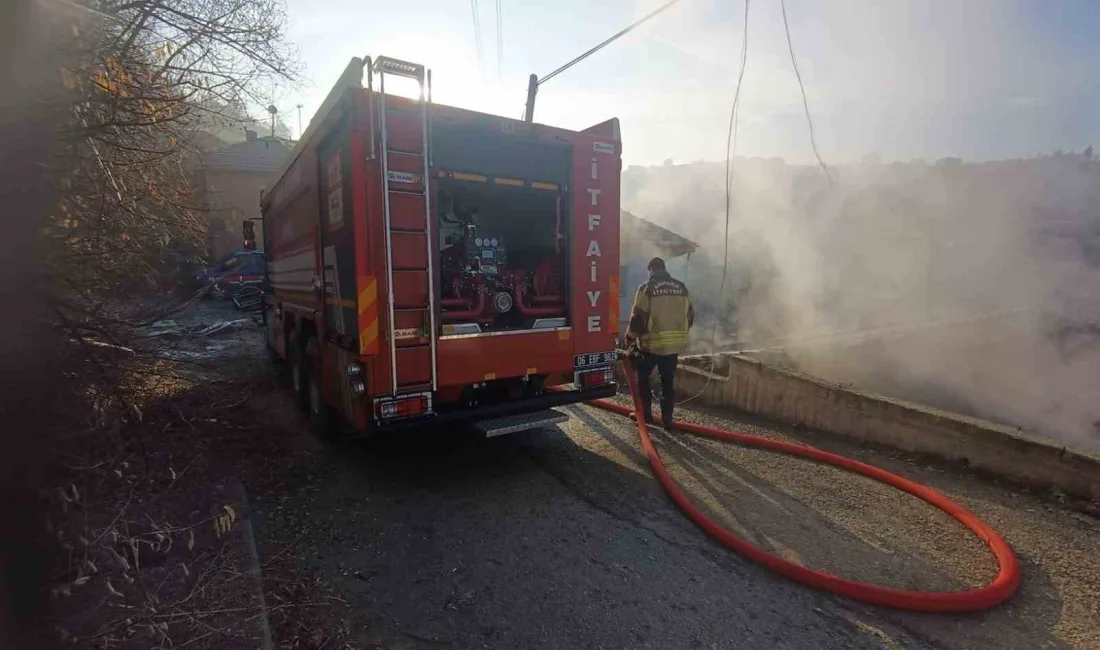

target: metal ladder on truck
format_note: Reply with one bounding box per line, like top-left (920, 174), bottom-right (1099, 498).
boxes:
top-left (373, 56), bottom-right (438, 396)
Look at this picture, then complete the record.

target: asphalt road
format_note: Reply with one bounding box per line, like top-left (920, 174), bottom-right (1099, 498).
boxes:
top-left (243, 381), bottom-right (1099, 649)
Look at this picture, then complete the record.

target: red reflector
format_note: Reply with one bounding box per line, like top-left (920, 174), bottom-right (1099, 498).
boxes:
top-left (579, 368), bottom-right (614, 388)
top-left (377, 395), bottom-right (430, 419)
top-left (403, 397), bottom-right (427, 415)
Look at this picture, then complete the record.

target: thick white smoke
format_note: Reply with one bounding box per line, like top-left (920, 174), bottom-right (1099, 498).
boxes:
top-left (623, 155), bottom-right (1100, 449)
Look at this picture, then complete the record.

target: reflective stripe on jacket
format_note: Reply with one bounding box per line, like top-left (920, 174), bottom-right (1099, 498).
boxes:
top-left (626, 271), bottom-right (694, 355)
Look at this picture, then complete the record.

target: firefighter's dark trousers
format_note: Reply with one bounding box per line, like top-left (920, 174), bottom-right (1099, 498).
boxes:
top-left (636, 352), bottom-right (678, 425)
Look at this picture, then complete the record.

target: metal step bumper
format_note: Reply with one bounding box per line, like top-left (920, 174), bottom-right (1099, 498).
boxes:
top-left (473, 409), bottom-right (569, 438)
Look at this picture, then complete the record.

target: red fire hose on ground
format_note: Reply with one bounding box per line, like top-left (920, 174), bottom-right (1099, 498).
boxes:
top-left (583, 358), bottom-right (1020, 612)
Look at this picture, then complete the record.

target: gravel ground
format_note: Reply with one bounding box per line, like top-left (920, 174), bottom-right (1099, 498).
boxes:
top-left (242, 392), bottom-right (1099, 649)
top-left (570, 398), bottom-right (1100, 649)
top-left (252, 417), bottom-right (917, 649)
top-left (182, 302), bottom-right (1099, 649)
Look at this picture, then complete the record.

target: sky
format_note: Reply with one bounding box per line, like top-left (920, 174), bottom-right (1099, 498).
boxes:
top-left (280, 0), bottom-right (1100, 167)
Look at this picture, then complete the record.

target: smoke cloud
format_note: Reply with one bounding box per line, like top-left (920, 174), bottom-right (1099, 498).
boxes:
top-left (623, 155), bottom-right (1100, 449)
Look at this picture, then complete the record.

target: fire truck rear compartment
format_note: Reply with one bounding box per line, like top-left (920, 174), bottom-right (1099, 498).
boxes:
top-left (438, 181), bottom-right (568, 333)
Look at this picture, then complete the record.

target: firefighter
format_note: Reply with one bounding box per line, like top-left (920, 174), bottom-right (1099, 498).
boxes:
top-left (625, 257), bottom-right (694, 428)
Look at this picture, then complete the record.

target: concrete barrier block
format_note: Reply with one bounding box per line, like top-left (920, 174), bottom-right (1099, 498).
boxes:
top-left (673, 354), bottom-right (1100, 501)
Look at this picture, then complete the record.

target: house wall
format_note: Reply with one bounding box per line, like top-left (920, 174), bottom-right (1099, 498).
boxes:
top-left (200, 168), bottom-right (276, 258)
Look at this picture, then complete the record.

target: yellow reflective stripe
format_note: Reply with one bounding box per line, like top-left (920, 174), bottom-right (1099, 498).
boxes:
top-left (638, 333), bottom-right (688, 355)
top-left (643, 331), bottom-right (688, 341)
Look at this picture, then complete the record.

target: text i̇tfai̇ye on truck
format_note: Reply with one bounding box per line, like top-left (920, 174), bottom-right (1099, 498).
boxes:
top-left (258, 56), bottom-right (622, 436)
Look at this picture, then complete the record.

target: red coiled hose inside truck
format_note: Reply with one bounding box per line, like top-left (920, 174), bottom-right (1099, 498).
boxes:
top-left (584, 359), bottom-right (1020, 612)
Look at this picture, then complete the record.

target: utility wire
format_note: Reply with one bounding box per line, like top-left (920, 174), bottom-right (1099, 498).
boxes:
top-left (676, 0), bottom-right (751, 409)
top-left (539, 0), bottom-right (685, 85)
top-left (470, 0), bottom-right (485, 78)
top-left (779, 0), bottom-right (832, 186)
top-left (720, 0), bottom-right (750, 294)
top-left (495, 0), bottom-right (503, 78)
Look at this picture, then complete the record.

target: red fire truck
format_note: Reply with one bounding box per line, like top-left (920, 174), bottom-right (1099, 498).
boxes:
top-left (260, 56), bottom-right (620, 436)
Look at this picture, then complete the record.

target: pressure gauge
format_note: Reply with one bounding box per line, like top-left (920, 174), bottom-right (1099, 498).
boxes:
top-left (475, 237), bottom-right (484, 246)
top-left (490, 238), bottom-right (499, 246)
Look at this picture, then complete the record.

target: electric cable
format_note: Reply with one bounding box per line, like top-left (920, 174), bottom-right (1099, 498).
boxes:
top-left (779, 0), bottom-right (832, 186)
top-left (721, 0), bottom-right (750, 295)
top-left (673, 0), bottom-right (750, 408)
top-left (470, 0), bottom-right (485, 78)
top-left (538, 0), bottom-right (685, 86)
top-left (496, 0), bottom-right (503, 78)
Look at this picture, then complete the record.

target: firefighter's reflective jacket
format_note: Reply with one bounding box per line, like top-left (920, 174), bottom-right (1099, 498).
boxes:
top-left (626, 271), bottom-right (694, 355)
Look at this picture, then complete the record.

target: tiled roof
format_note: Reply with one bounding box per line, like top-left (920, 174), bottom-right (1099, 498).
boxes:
top-left (201, 137), bottom-right (293, 172)
top-left (622, 210), bottom-right (699, 258)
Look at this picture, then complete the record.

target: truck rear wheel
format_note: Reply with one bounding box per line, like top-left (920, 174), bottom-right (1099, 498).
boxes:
top-left (261, 307), bottom-right (283, 364)
top-left (305, 338), bottom-right (337, 439)
top-left (288, 335), bottom-right (309, 412)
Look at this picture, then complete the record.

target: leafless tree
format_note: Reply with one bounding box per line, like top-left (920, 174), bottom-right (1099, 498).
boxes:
top-left (25, 0), bottom-right (301, 646)
top-left (47, 0), bottom-right (300, 336)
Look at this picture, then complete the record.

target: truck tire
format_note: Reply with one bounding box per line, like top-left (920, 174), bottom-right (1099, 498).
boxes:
top-left (305, 338), bottom-right (336, 439)
top-left (287, 335), bottom-right (309, 412)
top-left (262, 309), bottom-right (290, 389)
top-left (261, 307), bottom-right (283, 364)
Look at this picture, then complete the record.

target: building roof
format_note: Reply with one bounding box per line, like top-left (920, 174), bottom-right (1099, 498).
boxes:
top-left (201, 135), bottom-right (293, 172)
top-left (621, 210), bottom-right (699, 258)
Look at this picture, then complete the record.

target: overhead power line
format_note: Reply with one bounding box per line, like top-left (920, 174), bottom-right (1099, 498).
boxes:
top-left (779, 0), bottom-right (832, 186)
top-left (470, 0), bottom-right (485, 77)
top-left (721, 0), bottom-right (751, 294)
top-left (676, 0), bottom-right (751, 409)
top-left (538, 0), bottom-right (685, 86)
top-left (495, 0), bottom-right (503, 77)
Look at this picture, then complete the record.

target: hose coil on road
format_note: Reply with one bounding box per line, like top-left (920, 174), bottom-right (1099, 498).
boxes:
top-left (586, 359), bottom-right (1020, 612)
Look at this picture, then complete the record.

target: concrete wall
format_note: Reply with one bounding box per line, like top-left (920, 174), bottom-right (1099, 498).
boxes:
top-left (652, 353), bottom-right (1100, 501)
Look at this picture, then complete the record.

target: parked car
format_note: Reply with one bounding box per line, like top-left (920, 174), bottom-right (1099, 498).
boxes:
top-left (194, 250), bottom-right (265, 299)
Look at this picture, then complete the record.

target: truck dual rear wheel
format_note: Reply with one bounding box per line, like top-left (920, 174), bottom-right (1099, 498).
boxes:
top-left (261, 308), bottom-right (285, 367)
top-left (288, 336), bottom-right (309, 412)
top-left (305, 338), bottom-right (336, 439)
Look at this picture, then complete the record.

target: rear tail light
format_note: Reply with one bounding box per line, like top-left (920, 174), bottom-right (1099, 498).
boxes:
top-left (577, 368), bottom-right (615, 388)
top-left (375, 392), bottom-right (433, 420)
